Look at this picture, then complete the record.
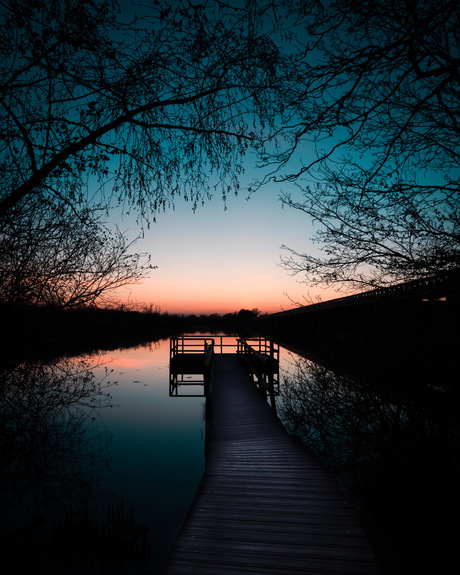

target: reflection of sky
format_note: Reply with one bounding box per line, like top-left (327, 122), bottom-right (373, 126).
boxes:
top-left (90, 339), bottom-right (206, 571)
top-left (111, 179), bottom-right (338, 314)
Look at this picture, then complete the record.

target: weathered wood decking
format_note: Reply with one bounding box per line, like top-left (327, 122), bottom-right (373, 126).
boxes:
top-left (162, 355), bottom-right (381, 574)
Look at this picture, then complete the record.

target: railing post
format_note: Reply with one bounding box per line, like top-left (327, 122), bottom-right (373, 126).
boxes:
top-left (204, 342), bottom-right (214, 396)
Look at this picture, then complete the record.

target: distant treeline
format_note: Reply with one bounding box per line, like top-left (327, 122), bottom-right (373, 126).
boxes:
top-left (0, 303), bottom-right (260, 363)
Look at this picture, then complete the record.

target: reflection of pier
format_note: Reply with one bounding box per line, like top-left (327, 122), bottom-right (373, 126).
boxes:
top-left (163, 337), bottom-right (380, 574)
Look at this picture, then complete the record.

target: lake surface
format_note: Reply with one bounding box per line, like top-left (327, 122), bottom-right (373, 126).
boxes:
top-left (85, 335), bottom-right (298, 573)
top-left (88, 338), bottom-right (207, 573)
top-left (72, 338), bottom-right (460, 575)
top-left (0, 335), bottom-right (299, 575)
top-left (2, 333), bottom-right (457, 574)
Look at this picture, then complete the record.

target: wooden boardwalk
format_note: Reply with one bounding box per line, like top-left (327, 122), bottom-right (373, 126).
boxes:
top-left (162, 355), bottom-right (381, 574)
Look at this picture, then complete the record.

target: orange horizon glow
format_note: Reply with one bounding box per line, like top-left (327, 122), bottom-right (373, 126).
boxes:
top-left (110, 179), bottom-right (341, 317)
top-left (116, 277), bottom-right (339, 316)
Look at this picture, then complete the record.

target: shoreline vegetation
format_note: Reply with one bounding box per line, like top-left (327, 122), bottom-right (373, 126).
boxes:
top-left (0, 303), bottom-right (261, 364)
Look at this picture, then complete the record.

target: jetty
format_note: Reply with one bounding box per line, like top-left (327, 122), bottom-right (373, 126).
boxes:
top-left (163, 336), bottom-right (380, 574)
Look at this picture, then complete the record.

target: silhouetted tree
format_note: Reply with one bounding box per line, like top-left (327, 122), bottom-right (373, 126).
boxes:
top-left (274, 0), bottom-right (460, 290)
top-left (0, 0), bottom-right (288, 218)
top-left (0, 357), bottom-right (113, 570)
top-left (0, 197), bottom-right (152, 307)
top-left (237, 308), bottom-right (260, 320)
top-left (0, 357), bottom-right (112, 522)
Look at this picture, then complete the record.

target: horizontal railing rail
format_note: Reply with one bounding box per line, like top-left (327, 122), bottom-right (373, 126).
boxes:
top-left (170, 335), bottom-right (278, 358)
top-left (237, 337), bottom-right (279, 362)
top-left (169, 336), bottom-right (279, 406)
top-left (170, 336), bottom-right (216, 359)
top-left (236, 339), bottom-right (280, 413)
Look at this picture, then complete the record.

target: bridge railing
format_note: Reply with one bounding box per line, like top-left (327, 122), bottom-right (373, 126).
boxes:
top-left (170, 335), bottom-right (277, 357)
top-left (169, 336), bottom-right (280, 403)
top-left (169, 337), bottom-right (215, 397)
top-left (237, 338), bottom-right (280, 412)
top-left (170, 336), bottom-right (216, 360)
top-left (237, 337), bottom-right (279, 361)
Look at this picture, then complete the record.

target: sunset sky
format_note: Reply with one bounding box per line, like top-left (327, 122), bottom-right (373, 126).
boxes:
top-left (97, 3), bottom-right (329, 316)
top-left (93, 0), bottom-right (337, 316)
top-left (112, 174), bottom-right (338, 315)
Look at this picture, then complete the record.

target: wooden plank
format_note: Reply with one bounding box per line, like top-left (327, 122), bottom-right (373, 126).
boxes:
top-left (161, 355), bottom-right (381, 575)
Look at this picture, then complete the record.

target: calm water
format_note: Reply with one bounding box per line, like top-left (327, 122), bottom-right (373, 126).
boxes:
top-left (1, 335), bottom-right (299, 575)
top-left (86, 336), bottom-right (299, 570)
top-left (4, 334), bottom-right (456, 574)
top-left (86, 338), bottom-right (208, 572)
top-left (69, 339), bottom-right (459, 574)
top-left (1, 337), bottom-right (207, 574)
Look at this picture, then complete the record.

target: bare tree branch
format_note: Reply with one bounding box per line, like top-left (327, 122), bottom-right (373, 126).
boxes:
top-left (276, 0), bottom-right (460, 290)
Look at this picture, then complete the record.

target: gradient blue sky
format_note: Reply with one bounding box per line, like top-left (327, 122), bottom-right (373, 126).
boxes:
top-left (112, 176), bottom-right (339, 315)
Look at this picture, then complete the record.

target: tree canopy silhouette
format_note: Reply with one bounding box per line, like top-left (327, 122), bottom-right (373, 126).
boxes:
top-left (275, 0), bottom-right (460, 290)
top-left (0, 0), bottom-right (295, 307)
top-left (3, 0), bottom-right (457, 299)
top-left (0, 0), bottom-right (287, 218)
top-left (0, 197), bottom-right (152, 307)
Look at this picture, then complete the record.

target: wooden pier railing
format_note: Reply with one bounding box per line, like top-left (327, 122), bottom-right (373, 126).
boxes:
top-left (237, 338), bottom-right (279, 412)
top-left (169, 335), bottom-right (279, 401)
top-left (169, 336), bottom-right (215, 397)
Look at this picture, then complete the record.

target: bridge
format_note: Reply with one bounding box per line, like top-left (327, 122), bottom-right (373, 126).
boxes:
top-left (162, 337), bottom-right (380, 574)
top-left (252, 270), bottom-right (460, 361)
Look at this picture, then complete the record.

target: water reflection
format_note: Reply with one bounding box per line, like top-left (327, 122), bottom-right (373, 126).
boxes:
top-left (0, 357), bottom-right (113, 572)
top-left (82, 339), bottom-right (207, 573)
top-left (1, 339), bottom-right (206, 574)
top-left (278, 355), bottom-right (460, 574)
top-left (5, 334), bottom-right (455, 574)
